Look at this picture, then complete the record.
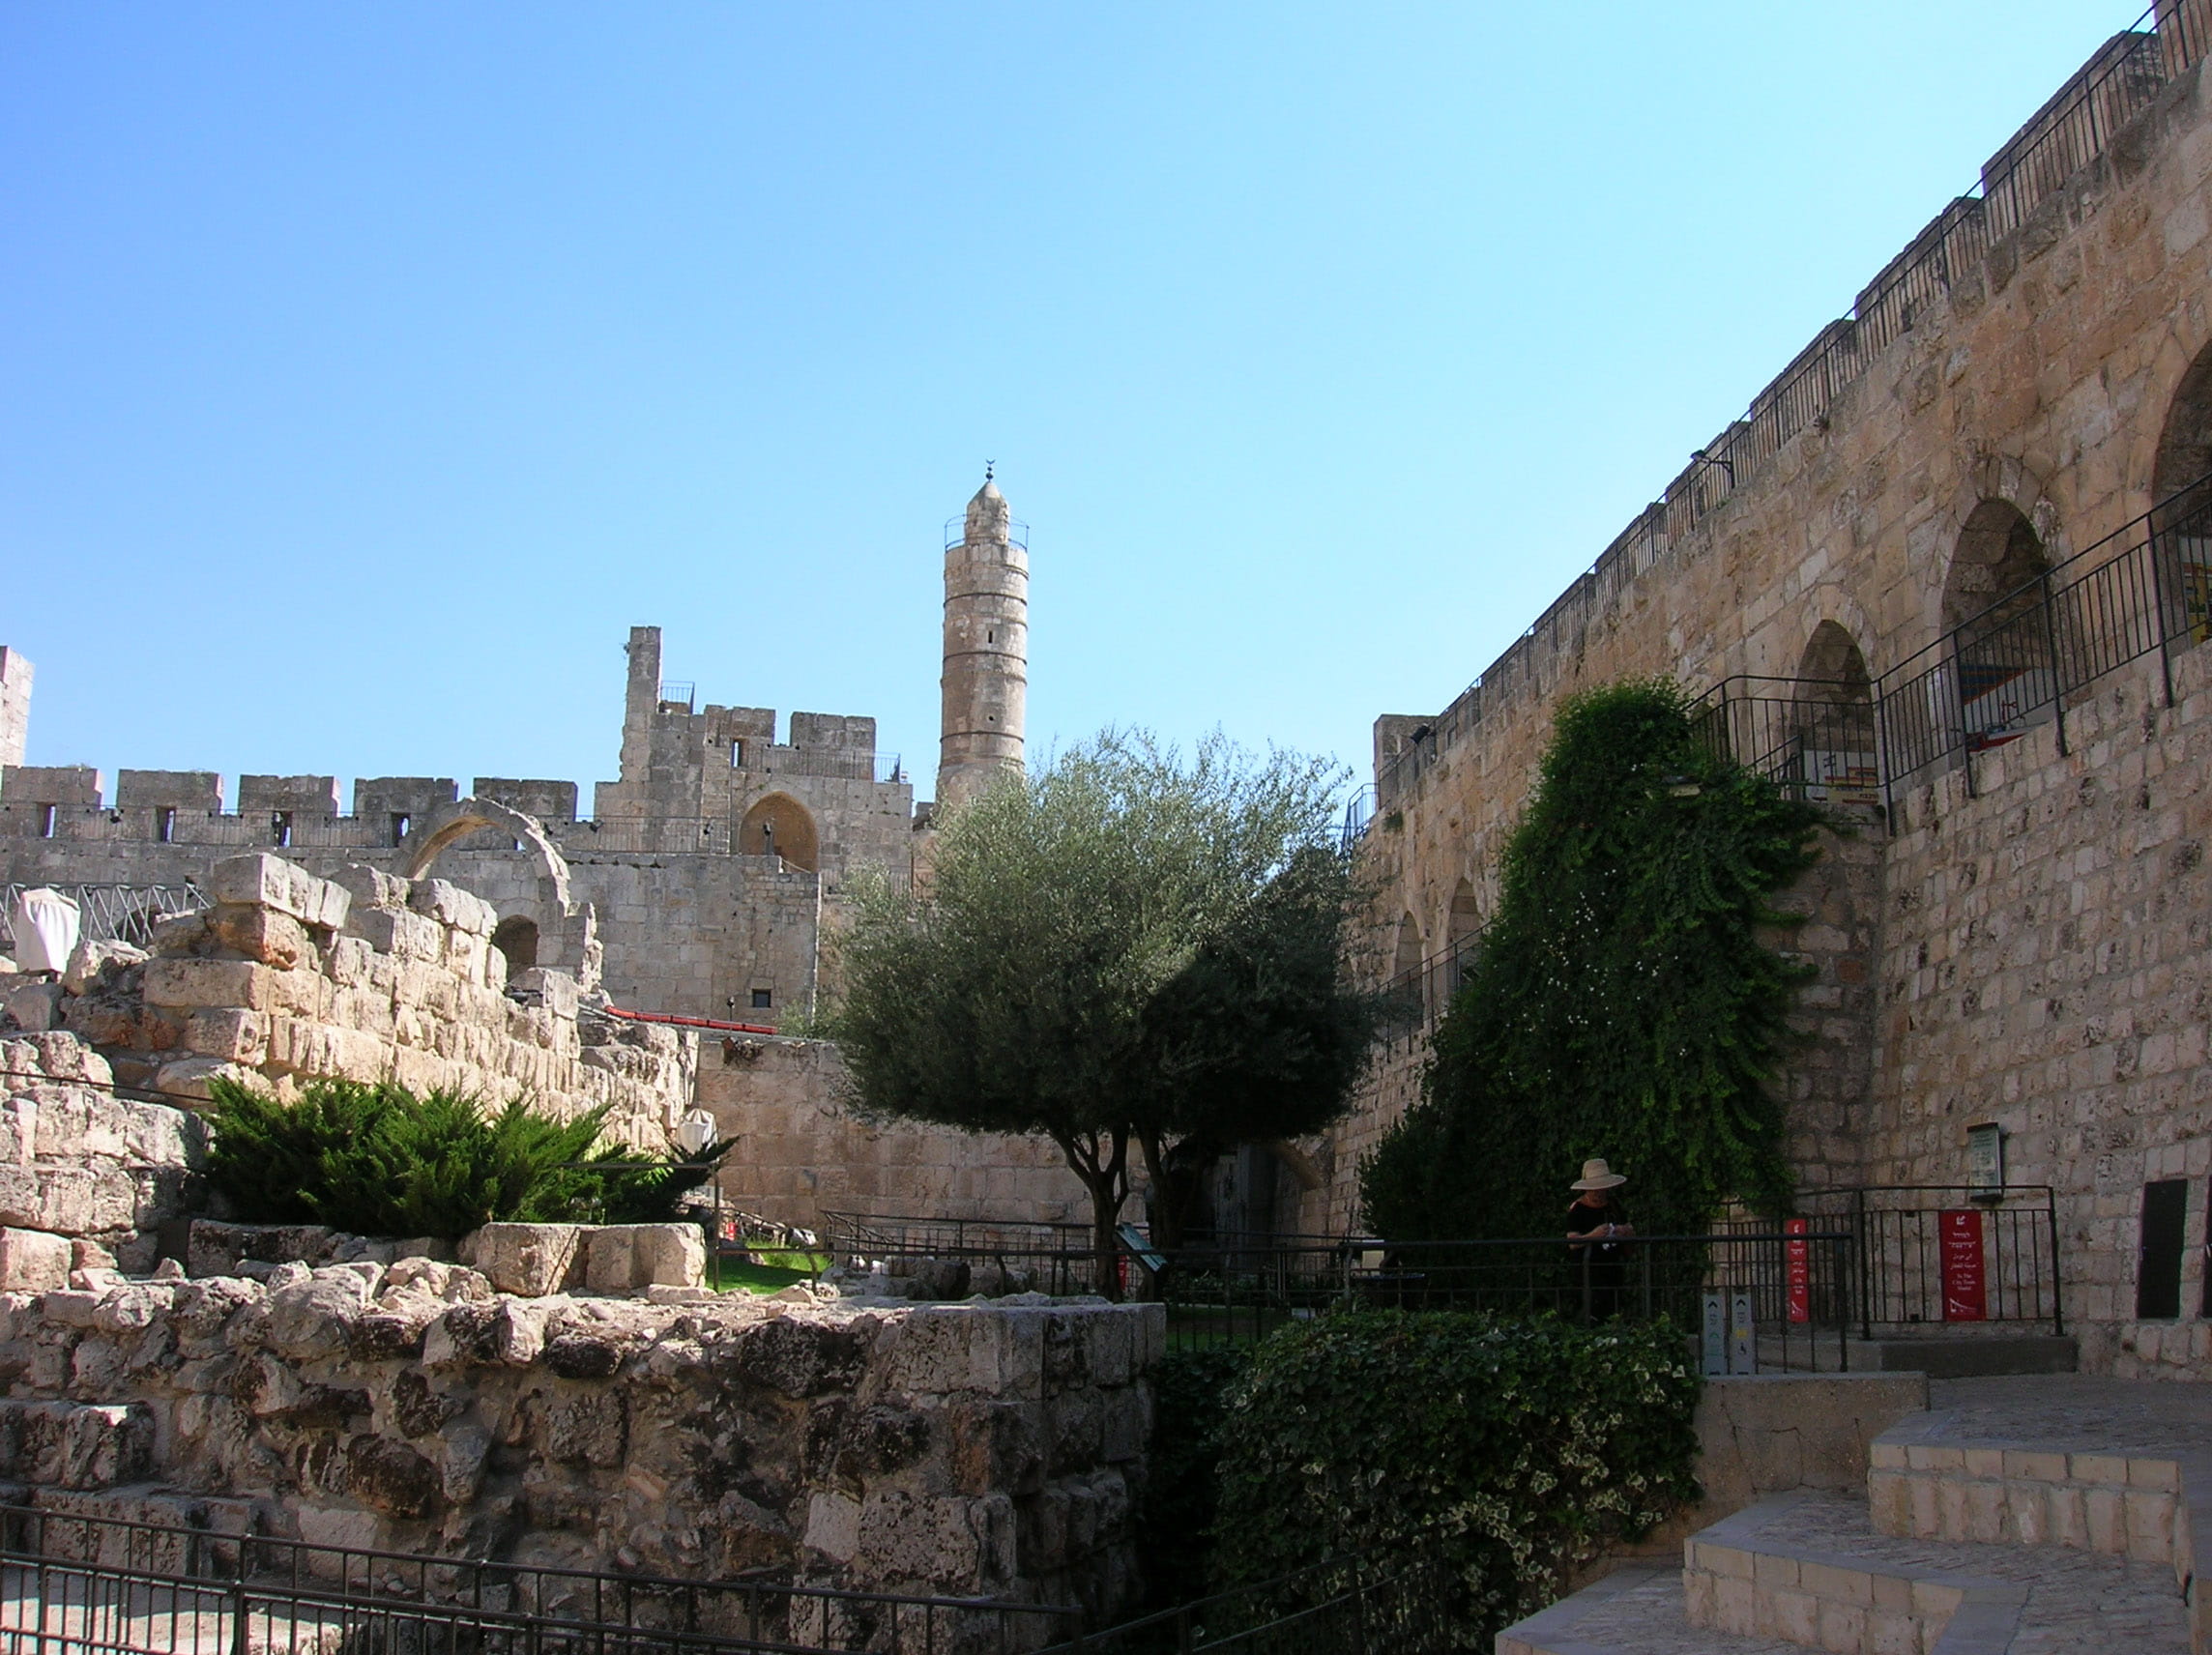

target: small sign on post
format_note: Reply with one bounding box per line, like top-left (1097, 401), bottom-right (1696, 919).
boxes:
top-left (1702, 1293), bottom-right (1728, 1376)
top-left (1939, 1208), bottom-right (1988, 1321)
top-left (1730, 1291), bottom-right (1758, 1375)
top-left (1785, 1217), bottom-right (1811, 1323)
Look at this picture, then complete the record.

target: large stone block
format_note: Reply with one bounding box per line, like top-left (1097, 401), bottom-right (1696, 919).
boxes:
top-left (345, 908), bottom-right (444, 963)
top-left (457, 1224), bottom-right (586, 1297)
top-left (32, 1091), bottom-right (199, 1168)
top-left (582, 1224), bottom-right (705, 1293)
top-left (236, 775), bottom-right (339, 817)
top-left (188, 1220), bottom-right (345, 1278)
top-left (143, 957), bottom-right (305, 1014)
top-left (205, 855), bottom-right (349, 932)
top-left (409, 880), bottom-right (497, 939)
top-left (0, 1229), bottom-right (71, 1292)
top-left (207, 906), bottom-right (311, 969)
top-left (329, 864), bottom-right (410, 914)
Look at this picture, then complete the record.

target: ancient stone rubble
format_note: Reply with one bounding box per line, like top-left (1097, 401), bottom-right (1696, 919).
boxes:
top-left (0, 1272), bottom-right (1157, 1621)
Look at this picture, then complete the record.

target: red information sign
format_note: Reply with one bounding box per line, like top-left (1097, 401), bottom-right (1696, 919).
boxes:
top-left (1939, 1208), bottom-right (1987, 1321)
top-left (1785, 1217), bottom-right (1810, 1323)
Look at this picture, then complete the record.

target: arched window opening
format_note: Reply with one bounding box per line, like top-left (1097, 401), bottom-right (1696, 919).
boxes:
top-left (1941, 501), bottom-right (2055, 755)
top-left (1391, 912), bottom-right (1422, 983)
top-left (740, 793), bottom-right (820, 873)
top-left (1442, 881), bottom-right (1482, 999)
top-left (1790, 622), bottom-right (1879, 805)
top-left (2153, 340), bottom-right (2212, 647)
top-left (491, 915), bottom-right (538, 979)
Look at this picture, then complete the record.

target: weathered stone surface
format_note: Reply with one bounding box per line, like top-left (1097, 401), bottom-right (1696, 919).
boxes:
top-left (207, 905), bottom-right (311, 969)
top-left (409, 880), bottom-right (496, 938)
top-left (60, 939), bottom-right (147, 999)
top-left (188, 1221), bottom-right (344, 1279)
top-left (0, 1229), bottom-right (71, 1292)
top-left (459, 1224), bottom-right (585, 1297)
top-left (582, 1223), bottom-right (705, 1293)
top-left (206, 854), bottom-right (349, 931)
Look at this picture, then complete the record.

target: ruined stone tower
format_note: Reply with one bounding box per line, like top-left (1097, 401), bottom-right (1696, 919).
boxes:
top-left (937, 475), bottom-right (1028, 813)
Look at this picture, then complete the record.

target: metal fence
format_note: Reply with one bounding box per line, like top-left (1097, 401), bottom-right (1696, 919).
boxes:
top-left (1138, 1231), bottom-right (1856, 1371)
top-left (1377, 932), bottom-right (1480, 1041)
top-left (1794, 1185), bottom-right (2064, 1337)
top-left (821, 1210), bottom-right (1116, 1296)
top-left (1377, 2), bottom-right (2211, 815)
top-left (1037, 1553), bottom-right (1456, 1655)
top-left (0, 1500), bottom-right (1073, 1655)
top-left (0, 882), bottom-right (210, 954)
top-left (1688, 679), bottom-right (1881, 806)
top-left (1878, 479), bottom-right (2212, 797)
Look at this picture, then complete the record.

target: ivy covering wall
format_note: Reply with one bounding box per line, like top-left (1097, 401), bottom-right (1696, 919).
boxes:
top-left (1361, 679), bottom-right (1825, 1241)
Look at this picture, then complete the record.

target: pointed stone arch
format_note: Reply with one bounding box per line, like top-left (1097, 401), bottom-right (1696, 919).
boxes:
top-left (741, 793), bottom-right (819, 873)
top-left (1390, 912), bottom-right (1423, 981)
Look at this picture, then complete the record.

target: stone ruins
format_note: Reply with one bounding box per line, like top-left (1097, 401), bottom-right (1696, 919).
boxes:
top-left (8, 11), bottom-right (2212, 1406)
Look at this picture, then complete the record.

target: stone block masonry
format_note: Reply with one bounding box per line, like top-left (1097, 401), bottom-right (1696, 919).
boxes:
top-left (0, 1270), bottom-right (1160, 1624)
top-left (45, 851), bottom-right (695, 1152)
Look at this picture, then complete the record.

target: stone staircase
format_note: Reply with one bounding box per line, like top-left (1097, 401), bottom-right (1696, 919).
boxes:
top-left (1499, 1377), bottom-right (2210, 1654)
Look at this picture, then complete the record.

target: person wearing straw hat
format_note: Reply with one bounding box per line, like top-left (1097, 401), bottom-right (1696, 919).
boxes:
top-left (1566, 1158), bottom-right (1635, 1318)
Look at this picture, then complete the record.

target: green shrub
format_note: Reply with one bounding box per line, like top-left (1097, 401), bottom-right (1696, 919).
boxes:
top-left (1142, 1345), bottom-right (1253, 1608)
top-left (1209, 1310), bottom-right (1699, 1642)
top-left (203, 1076), bottom-right (731, 1239)
top-left (1361, 679), bottom-right (1824, 1241)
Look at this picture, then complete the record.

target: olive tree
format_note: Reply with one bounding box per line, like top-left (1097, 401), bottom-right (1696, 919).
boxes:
top-left (830, 731), bottom-right (1381, 1292)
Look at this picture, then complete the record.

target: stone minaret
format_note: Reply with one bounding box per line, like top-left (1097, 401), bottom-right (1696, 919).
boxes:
top-left (937, 474), bottom-right (1029, 813)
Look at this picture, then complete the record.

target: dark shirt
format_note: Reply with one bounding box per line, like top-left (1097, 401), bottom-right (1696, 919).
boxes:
top-left (1567, 1197), bottom-right (1631, 1256)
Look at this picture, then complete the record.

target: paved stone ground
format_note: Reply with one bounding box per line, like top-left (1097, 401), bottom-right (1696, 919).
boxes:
top-left (1537, 1564), bottom-right (1808, 1654)
top-left (1741, 1492), bottom-right (2190, 1653)
top-left (1925, 1374), bottom-right (2212, 1454)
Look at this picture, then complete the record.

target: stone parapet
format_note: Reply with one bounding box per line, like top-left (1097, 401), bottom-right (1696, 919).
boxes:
top-left (0, 1272), bottom-right (1160, 1616)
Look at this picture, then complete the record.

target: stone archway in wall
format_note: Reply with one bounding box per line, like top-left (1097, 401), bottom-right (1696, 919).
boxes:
top-left (740, 794), bottom-right (819, 873)
top-left (490, 915), bottom-right (539, 979)
top-left (1790, 622), bottom-right (1879, 805)
top-left (1391, 912), bottom-right (1422, 982)
top-left (406, 798), bottom-right (574, 916)
top-left (1939, 499), bottom-right (2058, 756)
top-left (2150, 338), bottom-right (2212, 651)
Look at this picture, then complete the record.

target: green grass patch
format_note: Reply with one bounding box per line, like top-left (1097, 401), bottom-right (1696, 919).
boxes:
top-left (711, 1250), bottom-right (830, 1294)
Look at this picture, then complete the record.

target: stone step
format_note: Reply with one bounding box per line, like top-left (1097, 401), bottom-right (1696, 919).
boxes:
top-left (1868, 1416), bottom-right (2208, 1566)
top-left (1681, 1490), bottom-right (2190, 1653)
top-left (1496, 1563), bottom-right (1808, 1655)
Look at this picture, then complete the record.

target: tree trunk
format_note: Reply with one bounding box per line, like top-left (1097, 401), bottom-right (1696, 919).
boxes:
top-left (1054, 1128), bottom-right (1129, 1301)
top-left (1137, 1128), bottom-right (1221, 1254)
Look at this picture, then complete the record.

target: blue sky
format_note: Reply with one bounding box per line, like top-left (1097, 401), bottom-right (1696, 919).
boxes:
top-left (1, 3), bottom-right (2129, 809)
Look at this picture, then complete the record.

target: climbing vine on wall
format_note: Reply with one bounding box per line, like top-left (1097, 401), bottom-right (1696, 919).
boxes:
top-left (1360, 678), bottom-right (1825, 1241)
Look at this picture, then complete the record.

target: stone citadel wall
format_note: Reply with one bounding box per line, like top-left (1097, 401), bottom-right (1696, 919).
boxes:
top-left (1303, 22), bottom-right (2212, 1372)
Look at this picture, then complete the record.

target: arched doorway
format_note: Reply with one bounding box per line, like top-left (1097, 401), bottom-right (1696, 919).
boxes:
top-left (1940, 500), bottom-right (2054, 754)
top-left (1442, 881), bottom-right (1481, 998)
top-left (740, 794), bottom-right (819, 872)
top-left (2152, 341), bottom-right (2212, 646)
top-left (1790, 622), bottom-right (1878, 804)
top-left (490, 915), bottom-right (538, 979)
top-left (1391, 912), bottom-right (1422, 981)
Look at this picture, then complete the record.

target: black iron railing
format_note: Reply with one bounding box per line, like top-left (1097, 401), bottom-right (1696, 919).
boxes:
top-left (1793, 1184), bottom-right (2064, 1337)
top-left (1378, 931), bottom-right (1482, 1040)
top-left (821, 1209), bottom-right (1116, 1296)
top-left (1039, 1552), bottom-right (1456, 1654)
top-left (0, 1500), bottom-right (1074, 1654)
top-left (1688, 679), bottom-right (1880, 806)
top-left (1136, 1232), bottom-right (1856, 1371)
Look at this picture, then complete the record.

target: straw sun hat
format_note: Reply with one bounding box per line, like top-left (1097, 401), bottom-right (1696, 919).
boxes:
top-left (1570, 1158), bottom-right (1628, 1191)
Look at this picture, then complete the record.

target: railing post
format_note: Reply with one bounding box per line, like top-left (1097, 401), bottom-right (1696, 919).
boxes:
top-left (2047, 1191), bottom-right (2066, 1338)
top-left (1854, 1190), bottom-right (1873, 1342)
top-left (2154, 515), bottom-right (2181, 709)
top-left (2039, 571), bottom-right (2068, 755)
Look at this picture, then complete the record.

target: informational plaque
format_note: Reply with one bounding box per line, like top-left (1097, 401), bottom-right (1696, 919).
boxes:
top-left (1785, 1217), bottom-right (1811, 1323)
top-left (1966, 1123), bottom-right (2004, 1198)
top-left (1702, 1293), bottom-right (1728, 1376)
top-left (1939, 1208), bottom-right (1987, 1321)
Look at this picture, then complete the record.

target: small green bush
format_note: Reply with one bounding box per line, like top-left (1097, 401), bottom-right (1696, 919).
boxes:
top-left (1209, 1310), bottom-right (1699, 1642)
top-left (1141, 1345), bottom-right (1253, 1608)
top-left (203, 1076), bottom-right (731, 1239)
